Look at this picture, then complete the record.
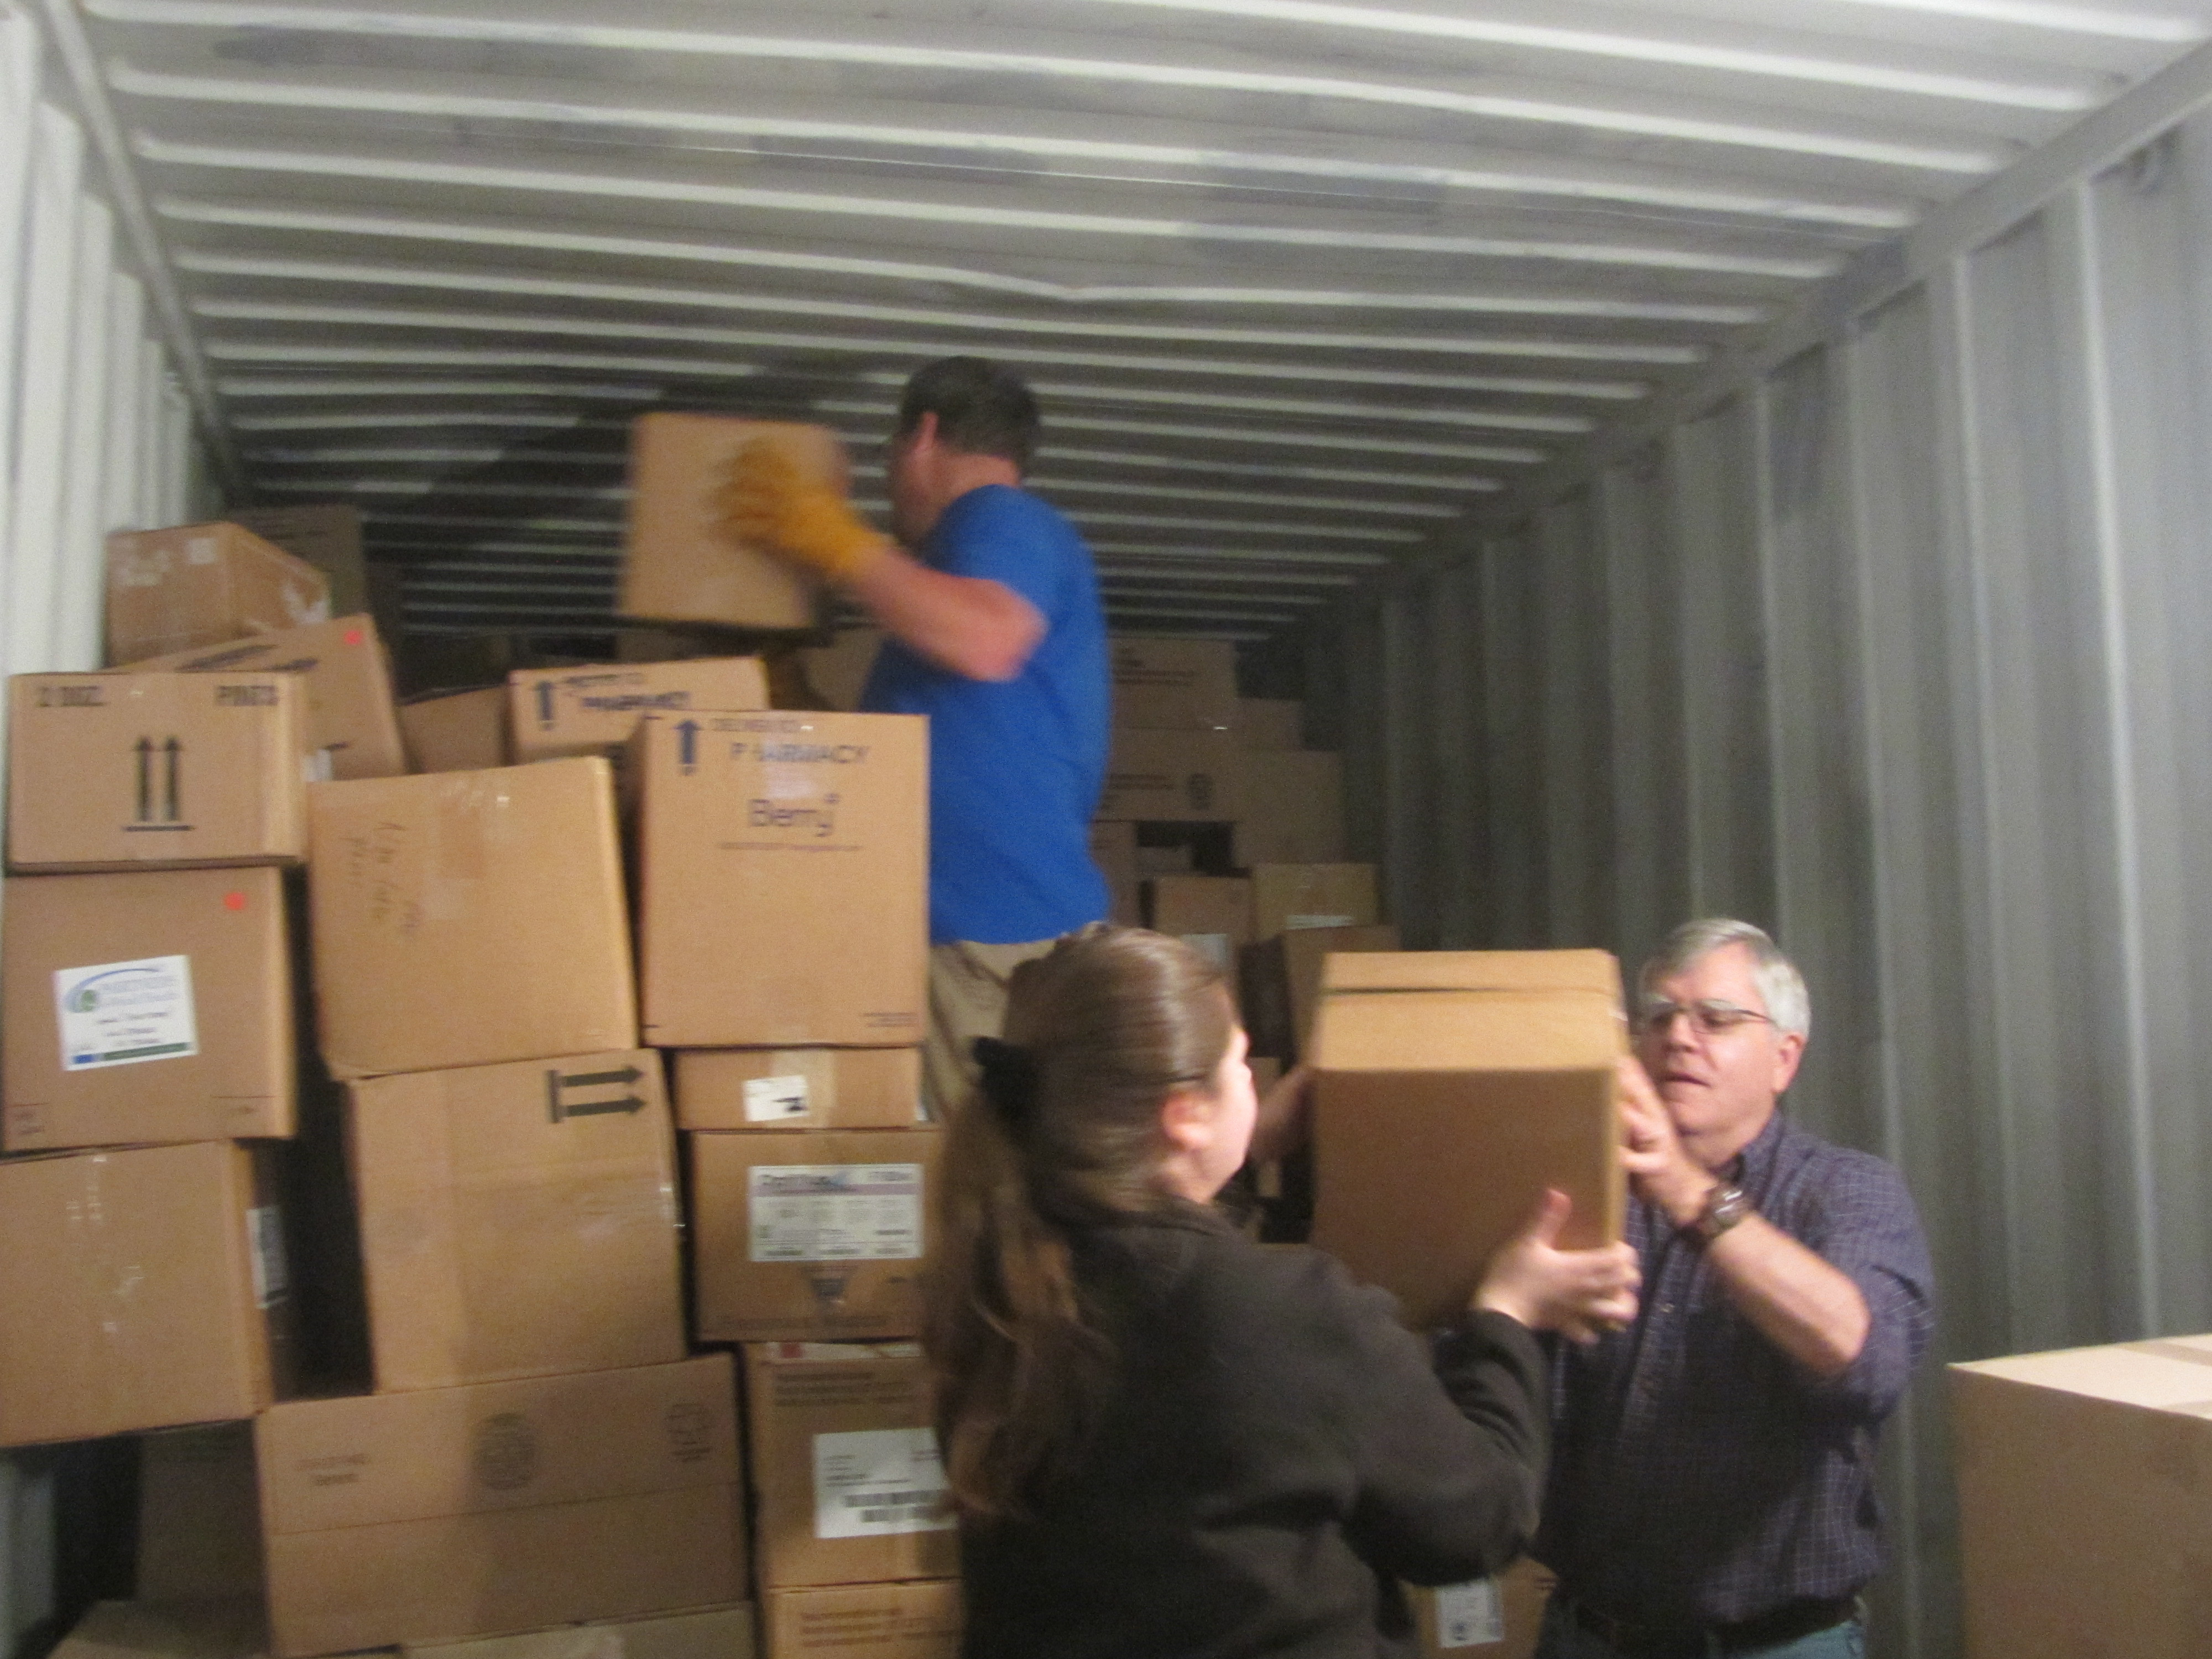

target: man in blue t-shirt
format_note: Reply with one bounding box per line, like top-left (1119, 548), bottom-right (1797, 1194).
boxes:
top-left (720, 357), bottom-right (1110, 1112)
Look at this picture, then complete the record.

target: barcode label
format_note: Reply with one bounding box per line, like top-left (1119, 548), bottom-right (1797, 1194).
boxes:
top-left (814, 1427), bottom-right (953, 1540)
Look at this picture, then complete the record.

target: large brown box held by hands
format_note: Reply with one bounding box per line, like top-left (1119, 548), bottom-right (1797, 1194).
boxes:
top-left (0, 1141), bottom-right (294, 1447)
top-left (106, 522), bottom-right (331, 665)
top-left (762, 1582), bottom-right (960, 1659)
top-left (632, 712), bottom-right (925, 1049)
top-left (400, 687), bottom-right (510, 773)
top-left (307, 759), bottom-right (638, 1079)
top-left (256, 1355), bottom-right (744, 1658)
top-left (509, 658), bottom-right (770, 762)
top-left (691, 1130), bottom-right (940, 1342)
top-left (348, 1050), bottom-right (685, 1392)
top-left (1407, 1560), bottom-right (1553, 1658)
top-left (675, 1048), bottom-right (922, 1131)
top-left (122, 617), bottom-right (408, 781)
top-left (1308, 952), bottom-right (1626, 1329)
top-left (1953, 1335), bottom-right (2212, 1658)
top-left (7, 674), bottom-right (310, 871)
top-left (744, 1343), bottom-right (957, 1589)
top-left (2, 867), bottom-right (295, 1150)
top-left (620, 415), bottom-right (840, 632)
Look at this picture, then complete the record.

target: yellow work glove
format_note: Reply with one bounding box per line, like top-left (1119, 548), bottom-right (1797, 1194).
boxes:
top-left (713, 438), bottom-right (886, 584)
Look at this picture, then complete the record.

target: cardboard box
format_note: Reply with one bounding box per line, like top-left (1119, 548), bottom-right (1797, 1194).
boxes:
top-left (400, 687), bottom-right (510, 773)
top-left (1236, 698), bottom-right (1305, 750)
top-left (137, 1424), bottom-right (265, 1599)
top-left (348, 1050), bottom-right (685, 1392)
top-left (798, 629), bottom-right (884, 714)
top-left (106, 522), bottom-right (331, 665)
top-left (619, 415), bottom-right (838, 633)
top-left (1089, 821), bottom-right (1139, 926)
top-left (121, 617), bottom-right (408, 781)
top-left (691, 1130), bottom-right (940, 1342)
top-left (675, 1049), bottom-right (923, 1131)
top-left (308, 759), bottom-right (638, 1078)
top-left (1097, 727), bottom-right (1244, 823)
top-left (1406, 1560), bottom-right (1553, 1658)
top-left (53, 1601), bottom-right (268, 1659)
top-left (1146, 875), bottom-right (1253, 987)
top-left (1250, 862), bottom-right (1378, 941)
top-left (405, 1604), bottom-right (757, 1659)
top-left (632, 712), bottom-right (926, 1050)
top-left (761, 1582), bottom-right (959, 1659)
top-left (1109, 637), bottom-right (1237, 731)
top-left (226, 504), bottom-right (367, 618)
top-left (0, 1141), bottom-right (293, 1447)
top-left (743, 1343), bottom-right (957, 1589)
top-left (1240, 923), bottom-right (1401, 1062)
top-left (1233, 752), bottom-right (1347, 867)
top-left (1952, 1334), bottom-right (2212, 1658)
top-left (256, 1355), bottom-right (744, 1658)
top-left (1308, 952), bottom-right (1626, 1329)
top-left (7, 673), bottom-right (310, 872)
top-left (510, 659), bottom-right (771, 763)
top-left (2, 866), bottom-right (295, 1150)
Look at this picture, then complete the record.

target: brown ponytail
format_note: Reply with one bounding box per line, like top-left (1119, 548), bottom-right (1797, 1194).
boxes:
top-left (924, 925), bottom-right (1234, 1521)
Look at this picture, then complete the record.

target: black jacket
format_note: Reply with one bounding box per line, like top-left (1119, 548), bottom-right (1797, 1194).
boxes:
top-left (958, 1206), bottom-right (1548, 1659)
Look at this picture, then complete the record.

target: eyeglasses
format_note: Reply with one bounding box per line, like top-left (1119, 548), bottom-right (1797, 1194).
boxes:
top-left (1637, 998), bottom-right (1775, 1037)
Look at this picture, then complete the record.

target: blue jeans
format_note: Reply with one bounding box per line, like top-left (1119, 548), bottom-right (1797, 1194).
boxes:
top-left (1532, 1598), bottom-right (1865, 1659)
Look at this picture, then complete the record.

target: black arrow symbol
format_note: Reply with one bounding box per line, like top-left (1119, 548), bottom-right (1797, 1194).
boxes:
top-left (561, 1096), bottom-right (646, 1118)
top-left (561, 1066), bottom-right (642, 1089)
top-left (675, 719), bottom-right (700, 772)
top-left (536, 681), bottom-right (555, 728)
top-left (134, 738), bottom-right (153, 822)
top-left (163, 737), bottom-right (182, 822)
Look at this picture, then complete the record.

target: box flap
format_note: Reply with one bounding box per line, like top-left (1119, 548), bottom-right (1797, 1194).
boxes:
top-left (1320, 950), bottom-right (1622, 998)
top-left (1952, 1335), bottom-right (2212, 1415)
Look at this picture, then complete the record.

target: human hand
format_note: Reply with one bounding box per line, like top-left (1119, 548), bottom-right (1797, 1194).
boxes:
top-left (1616, 1055), bottom-right (1713, 1229)
top-left (1474, 1190), bottom-right (1640, 1345)
top-left (1249, 1064), bottom-right (1312, 1166)
top-left (713, 438), bottom-right (886, 583)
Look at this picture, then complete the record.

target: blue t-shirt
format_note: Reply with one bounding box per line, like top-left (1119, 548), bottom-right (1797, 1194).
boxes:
top-left (860, 484), bottom-right (1110, 945)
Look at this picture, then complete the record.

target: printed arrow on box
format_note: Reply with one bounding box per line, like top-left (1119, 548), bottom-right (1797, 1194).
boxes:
top-left (163, 737), bottom-right (182, 822)
top-left (544, 1065), bottom-right (648, 1123)
top-left (135, 737), bottom-right (153, 822)
top-left (536, 681), bottom-right (556, 729)
top-left (675, 718), bottom-right (700, 773)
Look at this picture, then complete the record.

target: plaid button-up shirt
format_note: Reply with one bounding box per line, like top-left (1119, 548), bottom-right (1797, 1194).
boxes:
top-left (1533, 1113), bottom-right (1934, 1628)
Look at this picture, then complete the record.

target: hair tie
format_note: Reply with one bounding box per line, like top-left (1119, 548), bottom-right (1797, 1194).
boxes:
top-left (973, 1036), bottom-right (1039, 1128)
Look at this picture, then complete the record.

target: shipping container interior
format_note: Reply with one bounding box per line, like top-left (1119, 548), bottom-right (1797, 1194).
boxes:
top-left (9, 2), bottom-right (2212, 1655)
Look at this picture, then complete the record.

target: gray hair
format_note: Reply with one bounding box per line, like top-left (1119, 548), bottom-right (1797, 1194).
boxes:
top-left (1639, 919), bottom-right (1811, 1040)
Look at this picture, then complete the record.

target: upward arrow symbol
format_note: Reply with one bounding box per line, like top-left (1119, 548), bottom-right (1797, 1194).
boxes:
top-left (162, 737), bottom-right (183, 822)
top-left (134, 738), bottom-right (154, 823)
top-left (536, 681), bottom-right (556, 729)
top-left (675, 719), bottom-right (700, 773)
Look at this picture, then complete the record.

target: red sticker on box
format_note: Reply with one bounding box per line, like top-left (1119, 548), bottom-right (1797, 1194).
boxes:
top-left (223, 891), bottom-right (247, 911)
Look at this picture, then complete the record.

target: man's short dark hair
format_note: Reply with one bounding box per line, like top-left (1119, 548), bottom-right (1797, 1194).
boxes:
top-left (896, 357), bottom-right (1041, 470)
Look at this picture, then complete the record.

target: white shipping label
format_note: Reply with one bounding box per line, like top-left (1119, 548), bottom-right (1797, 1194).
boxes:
top-left (749, 1164), bottom-right (924, 1262)
top-left (1285, 913), bottom-right (1358, 931)
top-left (813, 1427), bottom-right (953, 1539)
top-left (1178, 932), bottom-right (1233, 973)
top-left (1432, 1579), bottom-right (1504, 1648)
top-left (54, 956), bottom-right (199, 1072)
top-left (247, 1206), bottom-right (290, 1308)
top-left (744, 1074), bottom-right (812, 1124)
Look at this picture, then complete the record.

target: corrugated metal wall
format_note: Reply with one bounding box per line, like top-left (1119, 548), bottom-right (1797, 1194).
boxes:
top-left (0, 2), bottom-right (208, 1646)
top-left (1317, 54), bottom-right (2212, 1659)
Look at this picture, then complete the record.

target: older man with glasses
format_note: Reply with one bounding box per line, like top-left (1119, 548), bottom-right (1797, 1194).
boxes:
top-left (1532, 919), bottom-right (1934, 1659)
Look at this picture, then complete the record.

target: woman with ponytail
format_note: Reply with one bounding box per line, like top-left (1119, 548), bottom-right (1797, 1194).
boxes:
top-left (924, 925), bottom-right (1640, 1659)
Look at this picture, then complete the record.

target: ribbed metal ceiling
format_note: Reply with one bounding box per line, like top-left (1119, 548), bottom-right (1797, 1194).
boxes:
top-left (58, 0), bottom-right (2212, 640)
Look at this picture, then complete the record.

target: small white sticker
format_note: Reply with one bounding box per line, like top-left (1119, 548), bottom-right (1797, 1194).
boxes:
top-left (813, 1427), bottom-right (953, 1540)
top-left (745, 1074), bottom-right (812, 1123)
top-left (303, 748), bottom-right (335, 783)
top-left (1178, 932), bottom-right (1234, 972)
top-left (247, 1206), bottom-right (289, 1308)
top-left (1432, 1579), bottom-right (1504, 1648)
top-left (54, 956), bottom-right (199, 1071)
top-left (749, 1164), bottom-right (924, 1262)
top-left (1285, 912), bottom-right (1358, 931)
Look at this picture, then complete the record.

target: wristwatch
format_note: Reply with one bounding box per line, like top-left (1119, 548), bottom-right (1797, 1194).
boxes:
top-left (1689, 1182), bottom-right (1752, 1243)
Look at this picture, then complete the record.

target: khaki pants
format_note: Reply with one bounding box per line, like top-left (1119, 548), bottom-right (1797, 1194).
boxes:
top-left (924, 938), bottom-right (1060, 1119)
